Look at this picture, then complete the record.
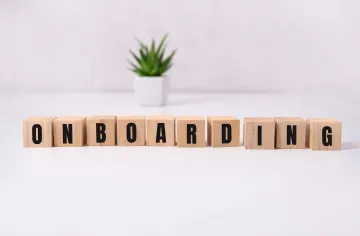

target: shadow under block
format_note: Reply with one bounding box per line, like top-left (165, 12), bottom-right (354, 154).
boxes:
top-left (274, 117), bottom-right (306, 149)
top-left (23, 117), bottom-right (56, 147)
top-left (244, 118), bottom-right (275, 149)
top-left (306, 118), bottom-right (342, 150)
top-left (146, 116), bottom-right (175, 146)
top-left (86, 115), bottom-right (116, 146)
top-left (117, 116), bottom-right (145, 146)
top-left (207, 116), bottom-right (240, 147)
top-left (53, 117), bottom-right (86, 147)
top-left (176, 116), bottom-right (206, 147)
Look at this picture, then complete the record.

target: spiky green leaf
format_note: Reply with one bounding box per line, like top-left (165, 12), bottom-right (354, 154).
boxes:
top-left (156, 34), bottom-right (168, 55)
top-left (129, 50), bottom-right (141, 65)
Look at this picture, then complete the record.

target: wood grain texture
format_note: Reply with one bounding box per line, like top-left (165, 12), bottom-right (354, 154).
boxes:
top-left (176, 116), bottom-right (206, 147)
top-left (117, 116), bottom-right (146, 146)
top-left (86, 115), bottom-right (116, 146)
top-left (23, 117), bottom-right (56, 148)
top-left (207, 116), bottom-right (240, 147)
top-left (146, 116), bottom-right (175, 146)
top-left (244, 117), bottom-right (275, 149)
top-left (53, 116), bottom-right (86, 147)
top-left (274, 117), bottom-right (306, 149)
top-left (306, 118), bottom-right (342, 150)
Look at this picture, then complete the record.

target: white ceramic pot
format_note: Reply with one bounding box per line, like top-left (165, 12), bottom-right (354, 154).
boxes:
top-left (133, 76), bottom-right (169, 106)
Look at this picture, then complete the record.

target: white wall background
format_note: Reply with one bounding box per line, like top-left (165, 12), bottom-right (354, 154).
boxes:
top-left (0, 0), bottom-right (359, 93)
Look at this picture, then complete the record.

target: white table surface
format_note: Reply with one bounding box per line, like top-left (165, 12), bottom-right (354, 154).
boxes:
top-left (0, 92), bottom-right (359, 236)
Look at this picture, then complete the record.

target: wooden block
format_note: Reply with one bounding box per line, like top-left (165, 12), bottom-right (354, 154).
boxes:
top-left (176, 116), bottom-right (206, 147)
top-left (23, 116), bottom-right (56, 147)
top-left (86, 115), bottom-right (116, 146)
top-left (207, 116), bottom-right (240, 147)
top-left (244, 117), bottom-right (275, 149)
top-left (146, 116), bottom-right (175, 146)
top-left (117, 116), bottom-right (146, 146)
top-left (53, 116), bottom-right (86, 147)
top-left (306, 118), bottom-right (342, 150)
top-left (274, 117), bottom-right (306, 149)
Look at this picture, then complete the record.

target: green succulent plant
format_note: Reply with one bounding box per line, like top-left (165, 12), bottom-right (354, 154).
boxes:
top-left (128, 33), bottom-right (176, 77)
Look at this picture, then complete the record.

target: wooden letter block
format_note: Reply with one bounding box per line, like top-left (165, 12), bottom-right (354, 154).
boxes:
top-left (207, 116), bottom-right (240, 147)
top-left (306, 118), bottom-right (342, 150)
top-left (274, 117), bottom-right (306, 149)
top-left (23, 117), bottom-right (56, 147)
top-left (244, 118), bottom-right (275, 149)
top-left (86, 115), bottom-right (116, 146)
top-left (146, 116), bottom-right (175, 146)
top-left (117, 116), bottom-right (145, 146)
top-left (53, 116), bottom-right (86, 147)
top-left (176, 116), bottom-right (206, 147)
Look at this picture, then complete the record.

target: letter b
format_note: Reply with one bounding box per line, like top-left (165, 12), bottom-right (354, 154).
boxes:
top-left (96, 123), bottom-right (106, 143)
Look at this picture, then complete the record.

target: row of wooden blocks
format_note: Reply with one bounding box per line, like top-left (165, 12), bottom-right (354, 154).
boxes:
top-left (23, 116), bottom-right (342, 150)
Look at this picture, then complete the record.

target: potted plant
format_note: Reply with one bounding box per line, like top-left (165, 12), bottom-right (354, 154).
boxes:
top-left (128, 33), bottom-right (176, 106)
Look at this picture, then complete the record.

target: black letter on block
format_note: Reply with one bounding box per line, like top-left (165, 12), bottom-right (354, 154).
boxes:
top-left (96, 123), bottom-right (106, 143)
top-left (257, 126), bottom-right (262, 146)
top-left (32, 124), bottom-right (42, 144)
top-left (187, 124), bottom-right (197, 144)
top-left (62, 124), bottom-right (73, 144)
top-left (222, 124), bottom-right (232, 144)
top-left (156, 123), bottom-right (166, 143)
top-left (126, 123), bottom-right (137, 143)
top-left (287, 125), bottom-right (297, 145)
top-left (322, 126), bottom-right (332, 146)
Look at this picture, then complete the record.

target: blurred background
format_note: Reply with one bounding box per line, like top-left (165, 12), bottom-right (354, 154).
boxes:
top-left (0, 0), bottom-right (359, 95)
